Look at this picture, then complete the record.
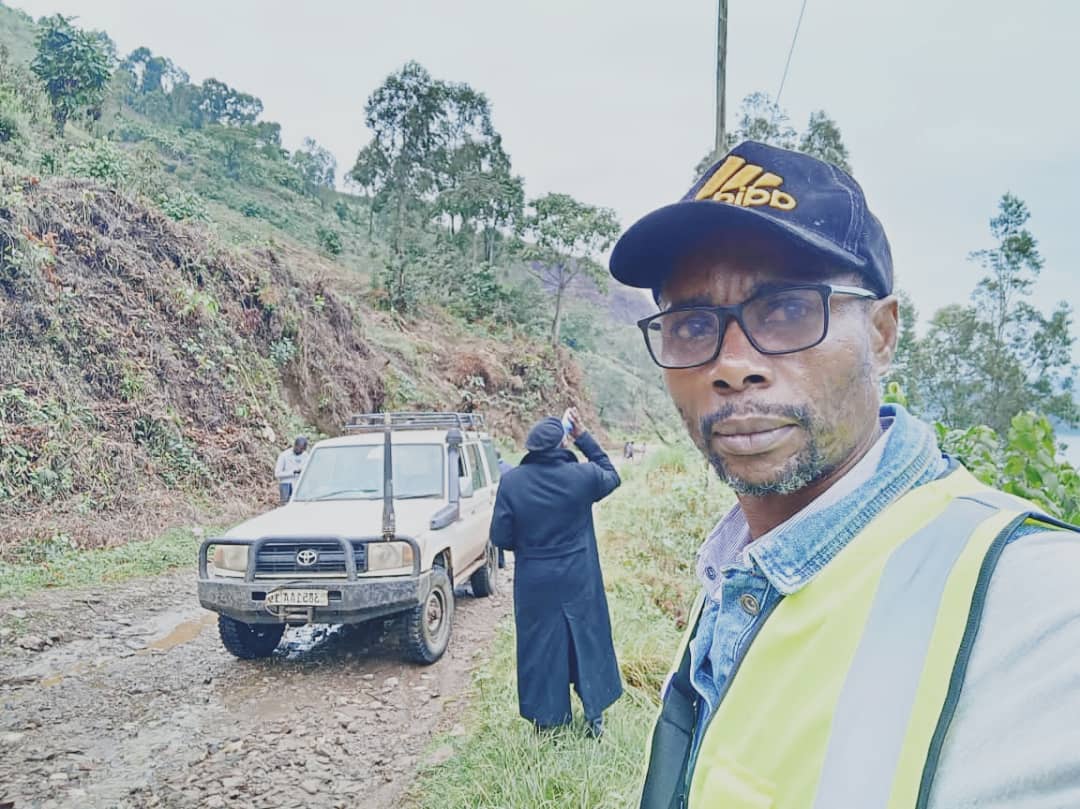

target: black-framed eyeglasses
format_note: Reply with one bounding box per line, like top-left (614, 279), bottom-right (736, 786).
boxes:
top-left (637, 283), bottom-right (879, 370)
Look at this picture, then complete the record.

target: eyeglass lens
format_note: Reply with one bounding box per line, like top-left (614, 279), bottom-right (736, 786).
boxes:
top-left (645, 287), bottom-right (827, 368)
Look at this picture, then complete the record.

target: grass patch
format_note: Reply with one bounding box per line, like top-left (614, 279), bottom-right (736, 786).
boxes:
top-left (0, 525), bottom-right (214, 599)
top-left (406, 446), bottom-right (732, 808)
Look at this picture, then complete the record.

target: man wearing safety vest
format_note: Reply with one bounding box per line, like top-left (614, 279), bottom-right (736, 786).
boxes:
top-left (609, 140), bottom-right (1080, 808)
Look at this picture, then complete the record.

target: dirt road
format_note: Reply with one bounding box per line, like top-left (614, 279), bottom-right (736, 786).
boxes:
top-left (0, 565), bottom-right (513, 809)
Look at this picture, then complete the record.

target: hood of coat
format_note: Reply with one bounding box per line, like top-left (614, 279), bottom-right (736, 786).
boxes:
top-left (521, 448), bottom-right (578, 466)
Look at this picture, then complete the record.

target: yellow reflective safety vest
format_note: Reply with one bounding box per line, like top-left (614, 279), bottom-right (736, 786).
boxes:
top-left (639, 466), bottom-right (1075, 809)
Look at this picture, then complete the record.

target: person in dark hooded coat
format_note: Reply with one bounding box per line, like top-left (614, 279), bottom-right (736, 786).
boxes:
top-left (490, 407), bottom-right (622, 736)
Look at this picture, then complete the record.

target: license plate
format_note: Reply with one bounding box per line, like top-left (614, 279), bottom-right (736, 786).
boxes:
top-left (265, 589), bottom-right (328, 607)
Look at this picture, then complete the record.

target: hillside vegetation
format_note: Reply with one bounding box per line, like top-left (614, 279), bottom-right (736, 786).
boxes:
top-left (0, 171), bottom-right (591, 550)
top-left (0, 5), bottom-right (620, 559)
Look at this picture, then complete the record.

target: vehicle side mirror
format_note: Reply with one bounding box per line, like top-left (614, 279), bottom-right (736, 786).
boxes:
top-left (459, 476), bottom-right (475, 499)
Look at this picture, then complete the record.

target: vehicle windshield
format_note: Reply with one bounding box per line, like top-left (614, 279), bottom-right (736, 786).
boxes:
top-left (293, 444), bottom-right (444, 501)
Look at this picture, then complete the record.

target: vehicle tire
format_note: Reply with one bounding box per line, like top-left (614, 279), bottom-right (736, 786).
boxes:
top-left (402, 567), bottom-right (454, 664)
top-left (470, 542), bottom-right (498, 598)
top-left (218, 615), bottom-right (285, 659)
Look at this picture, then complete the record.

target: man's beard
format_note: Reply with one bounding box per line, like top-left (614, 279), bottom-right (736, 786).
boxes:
top-left (698, 403), bottom-right (835, 496)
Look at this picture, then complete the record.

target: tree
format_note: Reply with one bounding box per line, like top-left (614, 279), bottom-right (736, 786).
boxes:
top-left (114, 61), bottom-right (263, 131)
top-left (164, 81), bottom-right (205, 128)
top-left (894, 290), bottom-right (919, 368)
top-left (30, 15), bottom-right (113, 134)
top-left (435, 135), bottom-right (523, 263)
top-left (971, 193), bottom-right (1043, 345)
top-left (728, 92), bottom-right (797, 150)
top-left (349, 140), bottom-right (390, 239)
top-left (695, 92), bottom-right (850, 177)
top-left (349, 61), bottom-right (448, 276)
top-left (475, 167), bottom-right (524, 264)
top-left (968, 194), bottom-right (1077, 429)
top-left (198, 78), bottom-right (262, 127)
top-left (891, 194), bottom-right (1077, 433)
top-left (521, 193), bottom-right (621, 346)
top-left (117, 46), bottom-right (191, 123)
top-left (121, 46), bottom-right (188, 96)
top-left (291, 137), bottom-right (337, 192)
top-left (348, 61), bottom-right (506, 309)
top-left (205, 124), bottom-right (261, 179)
top-left (253, 121), bottom-right (283, 151)
top-left (798, 111), bottom-right (851, 173)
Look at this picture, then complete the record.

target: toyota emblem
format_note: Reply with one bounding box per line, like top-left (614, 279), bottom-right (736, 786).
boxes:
top-left (296, 548), bottom-right (319, 567)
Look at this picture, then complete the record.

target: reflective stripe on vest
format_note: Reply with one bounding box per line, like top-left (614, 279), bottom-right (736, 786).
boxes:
top-left (638, 467), bottom-right (1075, 809)
top-left (812, 497), bottom-right (997, 808)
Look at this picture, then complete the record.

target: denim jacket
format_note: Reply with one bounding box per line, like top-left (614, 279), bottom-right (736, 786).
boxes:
top-left (687, 404), bottom-right (948, 733)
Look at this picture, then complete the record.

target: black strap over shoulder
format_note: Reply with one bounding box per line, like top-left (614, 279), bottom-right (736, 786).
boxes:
top-left (639, 628), bottom-right (699, 809)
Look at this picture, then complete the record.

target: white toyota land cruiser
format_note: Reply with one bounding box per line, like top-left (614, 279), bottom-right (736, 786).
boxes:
top-left (197, 412), bottom-right (501, 664)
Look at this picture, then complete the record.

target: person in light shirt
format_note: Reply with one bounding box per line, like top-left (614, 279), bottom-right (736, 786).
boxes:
top-left (274, 436), bottom-right (309, 504)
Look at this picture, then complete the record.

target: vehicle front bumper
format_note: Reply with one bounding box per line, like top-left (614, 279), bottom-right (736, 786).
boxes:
top-left (197, 534), bottom-right (426, 625)
top-left (197, 571), bottom-right (432, 625)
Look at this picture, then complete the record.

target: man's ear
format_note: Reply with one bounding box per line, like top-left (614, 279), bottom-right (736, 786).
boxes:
top-left (869, 296), bottom-right (900, 373)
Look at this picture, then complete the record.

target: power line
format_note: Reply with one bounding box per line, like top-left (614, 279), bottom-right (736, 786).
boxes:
top-left (774, 0), bottom-right (809, 108)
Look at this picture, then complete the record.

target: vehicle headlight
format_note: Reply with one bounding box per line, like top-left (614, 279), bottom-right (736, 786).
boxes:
top-left (211, 545), bottom-right (249, 577)
top-left (366, 541), bottom-right (414, 572)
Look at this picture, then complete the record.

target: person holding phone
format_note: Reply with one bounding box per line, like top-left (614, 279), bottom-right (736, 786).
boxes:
top-left (274, 435), bottom-right (309, 504)
top-left (489, 406), bottom-right (622, 737)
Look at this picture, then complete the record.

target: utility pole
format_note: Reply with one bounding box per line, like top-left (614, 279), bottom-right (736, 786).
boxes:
top-left (715, 0), bottom-right (728, 155)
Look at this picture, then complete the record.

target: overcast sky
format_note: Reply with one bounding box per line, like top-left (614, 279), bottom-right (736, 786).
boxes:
top-left (11, 0), bottom-right (1079, 343)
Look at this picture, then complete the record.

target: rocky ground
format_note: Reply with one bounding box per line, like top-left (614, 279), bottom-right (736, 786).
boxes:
top-left (0, 565), bottom-right (513, 809)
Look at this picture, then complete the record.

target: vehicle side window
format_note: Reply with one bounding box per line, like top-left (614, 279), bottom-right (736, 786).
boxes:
top-left (465, 444), bottom-right (487, 490)
top-left (457, 450), bottom-right (468, 479)
top-left (482, 440), bottom-right (500, 483)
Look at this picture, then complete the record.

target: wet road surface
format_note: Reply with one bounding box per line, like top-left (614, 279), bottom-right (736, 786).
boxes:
top-left (0, 565), bottom-right (512, 808)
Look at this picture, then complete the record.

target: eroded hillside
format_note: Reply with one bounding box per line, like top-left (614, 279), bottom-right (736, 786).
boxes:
top-left (0, 174), bottom-right (594, 552)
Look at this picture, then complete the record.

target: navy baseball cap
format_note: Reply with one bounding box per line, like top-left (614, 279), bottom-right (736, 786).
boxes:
top-left (609, 141), bottom-right (893, 300)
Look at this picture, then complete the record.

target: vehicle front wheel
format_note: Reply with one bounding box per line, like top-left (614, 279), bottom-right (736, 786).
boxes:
top-left (470, 542), bottom-right (498, 598)
top-left (218, 615), bottom-right (285, 659)
top-left (402, 567), bottom-right (454, 664)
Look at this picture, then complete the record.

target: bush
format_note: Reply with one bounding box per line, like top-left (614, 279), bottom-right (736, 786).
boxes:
top-left (498, 278), bottom-right (549, 336)
top-left (154, 187), bottom-right (207, 221)
top-left (937, 411), bottom-right (1080, 522)
top-left (269, 337), bottom-right (297, 367)
top-left (115, 118), bottom-right (150, 143)
top-left (64, 140), bottom-right (130, 185)
top-left (131, 414), bottom-right (210, 484)
top-left (315, 225), bottom-right (342, 256)
top-left (886, 384), bottom-right (1080, 523)
top-left (39, 151), bottom-right (59, 174)
top-left (333, 199), bottom-right (360, 225)
top-left (448, 263), bottom-right (504, 321)
top-left (240, 200), bottom-right (266, 218)
top-left (0, 111), bottom-right (19, 143)
top-left (560, 306), bottom-right (602, 351)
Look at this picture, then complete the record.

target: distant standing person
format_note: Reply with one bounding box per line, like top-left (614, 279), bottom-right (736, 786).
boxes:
top-left (490, 407), bottom-right (622, 737)
top-left (274, 436), bottom-right (309, 504)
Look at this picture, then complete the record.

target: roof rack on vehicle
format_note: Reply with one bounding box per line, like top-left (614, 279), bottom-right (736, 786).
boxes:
top-left (343, 411), bottom-right (486, 433)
